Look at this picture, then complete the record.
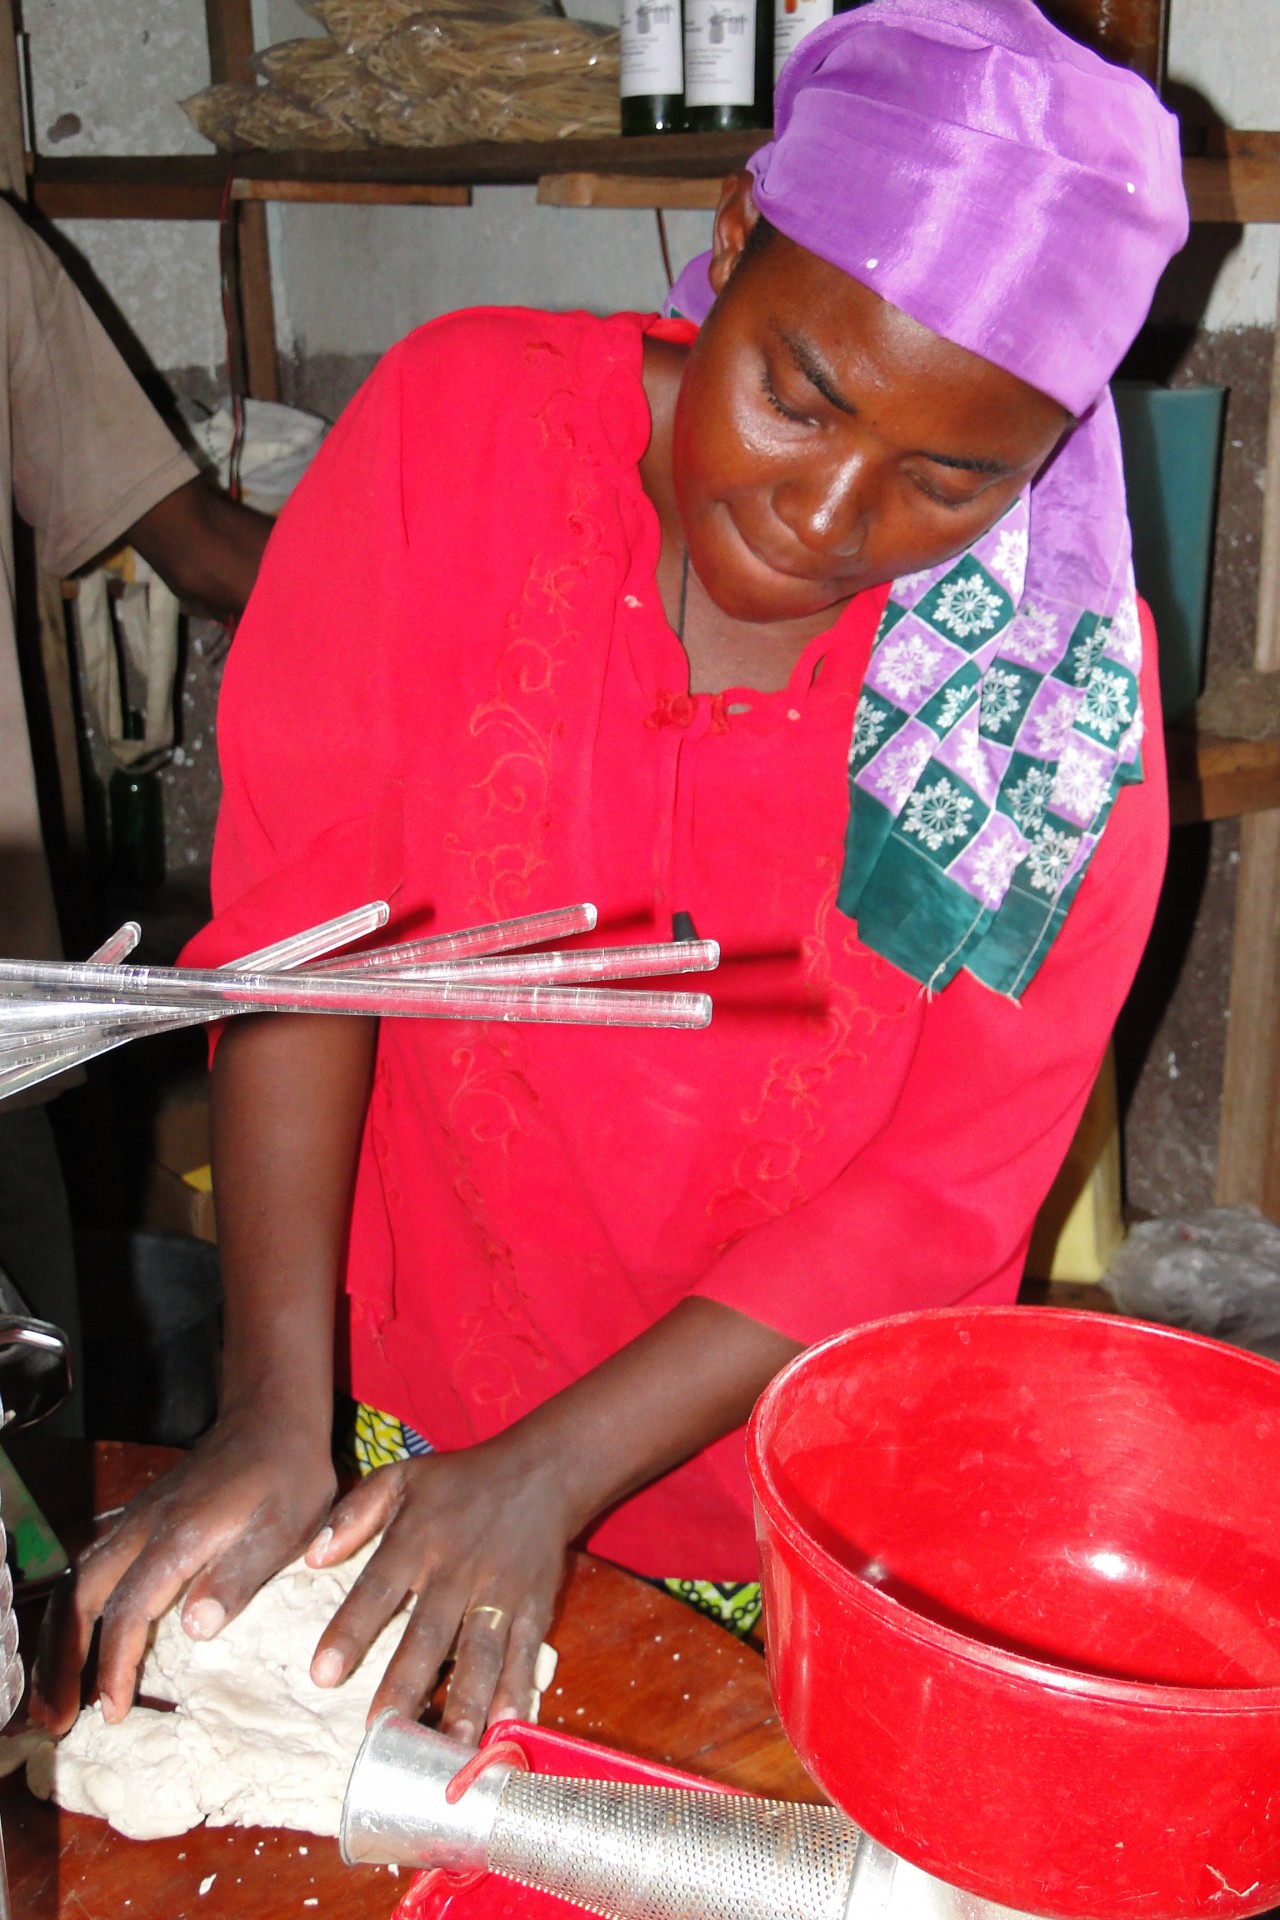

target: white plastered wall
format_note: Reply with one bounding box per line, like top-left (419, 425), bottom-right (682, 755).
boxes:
top-left (23, 0), bottom-right (1280, 378)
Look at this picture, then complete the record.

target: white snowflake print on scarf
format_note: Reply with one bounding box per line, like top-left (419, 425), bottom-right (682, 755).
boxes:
top-left (978, 666), bottom-right (1025, 736)
top-left (903, 777), bottom-right (974, 853)
top-left (1080, 667), bottom-right (1134, 742)
top-left (851, 695), bottom-right (889, 764)
top-left (1025, 689), bottom-right (1079, 757)
top-left (1108, 594), bottom-right (1143, 669)
top-left (935, 679), bottom-right (979, 732)
top-left (1052, 743), bottom-right (1110, 822)
top-left (932, 573), bottom-right (1005, 641)
top-left (877, 736), bottom-right (932, 806)
top-left (1026, 825), bottom-right (1079, 894)
top-left (949, 722), bottom-right (993, 793)
top-left (1070, 625), bottom-right (1108, 687)
top-left (1011, 602), bottom-right (1060, 664)
top-left (877, 632), bottom-right (945, 702)
top-left (969, 828), bottom-right (1027, 908)
top-left (892, 568), bottom-right (935, 598)
top-left (1119, 708), bottom-right (1145, 757)
top-left (989, 526), bottom-right (1029, 593)
top-left (1007, 763), bottom-right (1055, 834)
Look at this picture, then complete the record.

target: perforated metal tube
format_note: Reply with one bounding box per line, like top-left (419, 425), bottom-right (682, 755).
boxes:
top-left (487, 1774), bottom-right (861, 1920)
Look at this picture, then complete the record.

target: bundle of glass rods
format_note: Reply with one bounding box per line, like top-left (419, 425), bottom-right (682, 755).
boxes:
top-left (0, 902), bottom-right (717, 1103)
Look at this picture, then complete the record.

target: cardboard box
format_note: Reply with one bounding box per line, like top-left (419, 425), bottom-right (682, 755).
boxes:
top-left (140, 1097), bottom-right (217, 1245)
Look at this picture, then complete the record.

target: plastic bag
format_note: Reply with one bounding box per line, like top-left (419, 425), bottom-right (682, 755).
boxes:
top-left (251, 35), bottom-right (409, 140)
top-left (1105, 1205), bottom-right (1280, 1358)
top-left (184, 0), bottom-right (619, 151)
top-left (187, 399), bottom-right (330, 515)
top-left (303, 0), bottom-right (558, 56)
top-left (181, 79), bottom-right (364, 150)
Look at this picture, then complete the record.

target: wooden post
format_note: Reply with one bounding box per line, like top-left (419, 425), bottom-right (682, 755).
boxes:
top-left (1217, 266), bottom-right (1280, 1218)
top-left (0, 0), bottom-right (27, 199)
top-left (204, 0), bottom-right (281, 402)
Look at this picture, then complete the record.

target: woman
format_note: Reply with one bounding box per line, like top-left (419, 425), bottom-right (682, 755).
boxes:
top-left (35, 0), bottom-right (1187, 1749)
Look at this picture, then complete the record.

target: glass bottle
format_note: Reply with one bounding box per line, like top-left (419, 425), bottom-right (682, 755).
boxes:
top-left (108, 710), bottom-right (166, 891)
top-left (774, 0), bottom-right (868, 87)
top-left (682, 0), bottom-right (771, 132)
top-left (620, 0), bottom-right (684, 134)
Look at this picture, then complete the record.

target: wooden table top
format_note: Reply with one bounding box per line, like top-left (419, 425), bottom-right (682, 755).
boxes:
top-left (3, 1441), bottom-right (819, 1920)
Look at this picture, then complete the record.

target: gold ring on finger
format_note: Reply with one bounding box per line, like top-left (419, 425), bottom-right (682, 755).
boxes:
top-left (464, 1604), bottom-right (509, 1631)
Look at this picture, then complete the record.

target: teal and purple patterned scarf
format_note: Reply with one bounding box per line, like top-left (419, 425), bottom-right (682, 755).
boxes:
top-left (836, 388), bottom-right (1144, 1001)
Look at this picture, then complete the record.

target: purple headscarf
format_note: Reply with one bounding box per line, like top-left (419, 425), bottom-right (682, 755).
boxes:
top-left (668, 0), bottom-right (1187, 414)
top-left (666, 0), bottom-right (1189, 998)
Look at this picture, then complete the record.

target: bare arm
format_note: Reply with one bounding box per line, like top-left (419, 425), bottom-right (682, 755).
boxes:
top-left (306, 1287), bottom-right (800, 1742)
top-left (35, 1009), bottom-right (799, 1741)
top-left (125, 477), bottom-right (273, 622)
top-left (31, 1011), bottom-right (375, 1732)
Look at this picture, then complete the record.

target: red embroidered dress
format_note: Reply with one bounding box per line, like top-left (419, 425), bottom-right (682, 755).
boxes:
top-left (185, 309), bottom-right (1167, 1577)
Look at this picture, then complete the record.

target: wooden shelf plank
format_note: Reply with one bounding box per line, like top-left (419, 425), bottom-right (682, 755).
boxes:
top-left (1183, 153), bottom-right (1280, 224)
top-left (29, 154), bottom-right (228, 220)
top-left (1166, 725), bottom-right (1280, 826)
top-left (26, 142), bottom-right (1280, 219)
top-left (232, 176), bottom-right (471, 205)
top-left (538, 172), bottom-right (722, 209)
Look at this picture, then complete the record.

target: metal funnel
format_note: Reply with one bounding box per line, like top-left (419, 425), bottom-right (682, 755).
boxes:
top-left (340, 1716), bottom-right (1049, 1920)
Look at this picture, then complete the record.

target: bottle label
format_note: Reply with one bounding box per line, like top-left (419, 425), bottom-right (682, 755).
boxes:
top-left (621, 0), bottom-right (683, 99)
top-left (774, 0), bottom-right (833, 80)
top-left (684, 0), bottom-right (757, 107)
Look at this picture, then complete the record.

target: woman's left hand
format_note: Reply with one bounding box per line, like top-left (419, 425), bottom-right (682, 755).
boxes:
top-left (304, 1432), bottom-right (574, 1742)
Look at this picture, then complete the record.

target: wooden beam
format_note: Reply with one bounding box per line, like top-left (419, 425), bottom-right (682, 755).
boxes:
top-left (538, 173), bottom-right (721, 210)
top-left (1217, 810), bottom-right (1280, 1215)
top-left (0, 0), bottom-right (26, 200)
top-left (204, 0), bottom-right (255, 86)
top-left (31, 161), bottom-right (225, 221)
top-left (231, 176), bottom-right (471, 206)
top-left (1216, 273), bottom-right (1280, 1219)
top-left (1166, 725), bottom-right (1280, 826)
top-left (26, 144), bottom-right (1280, 220)
top-left (235, 201), bottom-right (281, 401)
top-left (1184, 153), bottom-right (1280, 226)
top-left (206, 0), bottom-right (280, 403)
top-left (1256, 269), bottom-right (1280, 672)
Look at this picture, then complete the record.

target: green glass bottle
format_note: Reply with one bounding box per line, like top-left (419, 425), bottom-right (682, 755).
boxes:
top-left (108, 710), bottom-right (166, 891)
top-left (774, 0), bottom-right (867, 86)
top-left (682, 0), bottom-right (771, 132)
top-left (620, 0), bottom-right (684, 133)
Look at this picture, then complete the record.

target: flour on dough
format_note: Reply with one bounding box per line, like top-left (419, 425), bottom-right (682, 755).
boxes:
top-left (8, 1539), bottom-right (558, 1842)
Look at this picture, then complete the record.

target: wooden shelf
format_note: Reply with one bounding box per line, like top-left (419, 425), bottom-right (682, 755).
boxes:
top-left (27, 137), bottom-right (1280, 220)
top-left (1166, 724), bottom-right (1280, 826)
top-left (27, 132), bottom-right (765, 219)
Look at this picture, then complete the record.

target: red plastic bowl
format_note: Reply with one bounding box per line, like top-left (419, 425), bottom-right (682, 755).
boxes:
top-left (747, 1308), bottom-right (1280, 1920)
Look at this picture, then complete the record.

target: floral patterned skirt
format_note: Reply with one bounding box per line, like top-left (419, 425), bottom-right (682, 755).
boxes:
top-left (351, 1403), bottom-right (763, 1641)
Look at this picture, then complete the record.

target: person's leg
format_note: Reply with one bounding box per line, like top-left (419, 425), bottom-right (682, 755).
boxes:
top-left (0, 1104), bottom-right (84, 1437)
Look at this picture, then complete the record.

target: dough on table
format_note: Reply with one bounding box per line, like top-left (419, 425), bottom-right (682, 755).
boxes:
top-left (6, 1541), bottom-right (557, 1842)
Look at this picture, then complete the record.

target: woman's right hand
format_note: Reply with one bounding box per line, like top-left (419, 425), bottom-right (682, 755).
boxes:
top-left (29, 1400), bottom-right (337, 1736)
